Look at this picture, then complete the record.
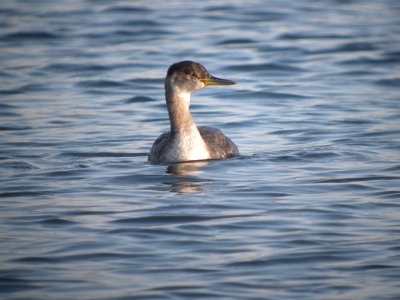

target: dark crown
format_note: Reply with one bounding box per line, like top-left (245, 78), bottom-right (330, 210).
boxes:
top-left (167, 61), bottom-right (210, 79)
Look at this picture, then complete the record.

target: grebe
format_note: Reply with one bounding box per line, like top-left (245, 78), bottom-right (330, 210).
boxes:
top-left (148, 61), bottom-right (238, 163)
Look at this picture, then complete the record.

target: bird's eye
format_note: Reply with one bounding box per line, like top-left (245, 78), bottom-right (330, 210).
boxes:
top-left (182, 72), bottom-right (195, 79)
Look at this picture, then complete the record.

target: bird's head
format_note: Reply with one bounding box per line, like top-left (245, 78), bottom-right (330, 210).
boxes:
top-left (165, 61), bottom-right (236, 93)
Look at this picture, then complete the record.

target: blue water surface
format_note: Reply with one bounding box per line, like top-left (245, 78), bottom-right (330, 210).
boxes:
top-left (1, 0), bottom-right (400, 299)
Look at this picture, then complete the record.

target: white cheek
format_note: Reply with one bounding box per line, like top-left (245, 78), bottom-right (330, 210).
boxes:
top-left (168, 73), bottom-right (204, 91)
top-left (196, 81), bottom-right (205, 89)
top-left (185, 80), bottom-right (201, 91)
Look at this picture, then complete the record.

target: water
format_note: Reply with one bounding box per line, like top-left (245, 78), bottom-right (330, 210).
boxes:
top-left (1, 0), bottom-right (400, 299)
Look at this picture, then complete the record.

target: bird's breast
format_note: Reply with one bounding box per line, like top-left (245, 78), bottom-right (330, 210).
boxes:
top-left (170, 128), bottom-right (210, 162)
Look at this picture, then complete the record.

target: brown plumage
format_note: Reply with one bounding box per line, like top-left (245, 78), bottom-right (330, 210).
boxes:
top-left (148, 61), bottom-right (238, 163)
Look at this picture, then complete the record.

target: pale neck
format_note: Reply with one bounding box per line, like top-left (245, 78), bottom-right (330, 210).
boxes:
top-left (165, 85), bottom-right (197, 134)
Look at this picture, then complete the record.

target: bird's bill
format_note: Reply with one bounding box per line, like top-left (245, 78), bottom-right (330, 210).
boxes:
top-left (200, 76), bottom-right (236, 86)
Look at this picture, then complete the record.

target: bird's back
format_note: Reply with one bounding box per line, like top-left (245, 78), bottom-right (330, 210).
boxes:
top-left (148, 131), bottom-right (171, 163)
top-left (198, 126), bottom-right (239, 160)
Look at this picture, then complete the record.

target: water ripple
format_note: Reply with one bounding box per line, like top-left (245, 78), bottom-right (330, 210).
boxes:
top-left (1, 0), bottom-right (399, 299)
top-left (60, 151), bottom-right (146, 158)
top-left (0, 126), bottom-right (32, 131)
top-left (43, 63), bottom-right (110, 73)
top-left (103, 6), bottom-right (151, 13)
top-left (0, 161), bottom-right (38, 170)
top-left (374, 78), bottom-right (400, 88)
top-left (216, 38), bottom-right (257, 46)
top-left (314, 175), bottom-right (400, 184)
top-left (111, 213), bottom-right (249, 226)
top-left (125, 96), bottom-right (157, 103)
top-left (279, 32), bottom-right (354, 40)
top-left (2, 31), bottom-right (60, 41)
top-left (224, 62), bottom-right (304, 72)
top-left (39, 218), bottom-right (76, 226)
top-left (218, 90), bottom-right (308, 100)
top-left (76, 80), bottom-right (132, 89)
top-left (0, 277), bottom-right (39, 293)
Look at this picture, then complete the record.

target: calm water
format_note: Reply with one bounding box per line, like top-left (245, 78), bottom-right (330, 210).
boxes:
top-left (1, 0), bottom-right (400, 299)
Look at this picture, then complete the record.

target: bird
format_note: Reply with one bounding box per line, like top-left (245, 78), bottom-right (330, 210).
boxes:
top-left (148, 61), bottom-right (239, 163)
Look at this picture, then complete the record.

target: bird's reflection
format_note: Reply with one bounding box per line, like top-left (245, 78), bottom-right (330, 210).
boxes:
top-left (165, 160), bottom-right (210, 193)
top-left (167, 160), bottom-right (208, 176)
